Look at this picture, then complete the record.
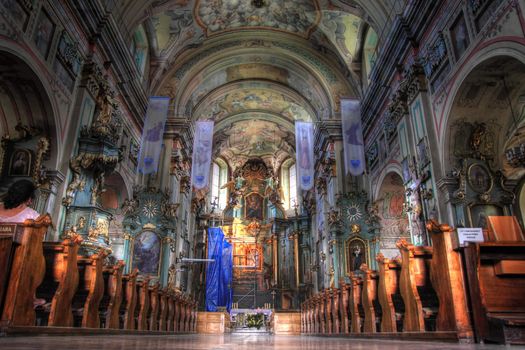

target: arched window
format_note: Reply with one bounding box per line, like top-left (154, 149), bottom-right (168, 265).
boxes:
top-left (281, 159), bottom-right (297, 211)
top-left (362, 27), bottom-right (378, 84)
top-left (211, 160), bottom-right (228, 210)
top-left (289, 163), bottom-right (297, 209)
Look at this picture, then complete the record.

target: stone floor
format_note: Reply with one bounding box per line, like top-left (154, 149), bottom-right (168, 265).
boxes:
top-left (0, 334), bottom-right (523, 350)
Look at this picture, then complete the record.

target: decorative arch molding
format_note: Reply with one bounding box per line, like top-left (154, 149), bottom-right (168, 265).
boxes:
top-left (438, 40), bottom-right (525, 175)
top-left (372, 162), bottom-right (404, 201)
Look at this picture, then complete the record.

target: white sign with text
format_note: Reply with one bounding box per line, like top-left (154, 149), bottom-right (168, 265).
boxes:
top-left (457, 228), bottom-right (485, 246)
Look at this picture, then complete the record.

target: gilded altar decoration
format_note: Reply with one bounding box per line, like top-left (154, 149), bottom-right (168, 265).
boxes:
top-left (346, 203), bottom-right (363, 222)
top-left (142, 199), bottom-right (159, 218)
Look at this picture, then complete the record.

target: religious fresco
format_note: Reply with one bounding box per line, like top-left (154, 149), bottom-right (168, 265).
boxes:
top-left (180, 55), bottom-right (327, 118)
top-left (132, 230), bottom-right (161, 275)
top-left (316, 11), bottom-right (363, 63)
top-left (375, 173), bottom-right (410, 259)
top-left (195, 0), bottom-right (320, 37)
top-left (216, 119), bottom-right (293, 160)
top-left (199, 87), bottom-right (312, 121)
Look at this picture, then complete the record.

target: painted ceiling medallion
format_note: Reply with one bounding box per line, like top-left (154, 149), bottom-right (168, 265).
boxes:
top-left (196, 0), bottom-right (320, 37)
top-left (252, 0), bottom-right (266, 8)
top-left (346, 203), bottom-right (362, 222)
top-left (142, 199), bottom-right (159, 219)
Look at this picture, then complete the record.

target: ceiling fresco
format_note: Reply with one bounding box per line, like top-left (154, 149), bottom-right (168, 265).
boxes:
top-left (194, 83), bottom-right (314, 123)
top-left (174, 55), bottom-right (333, 119)
top-left (195, 0), bottom-right (321, 37)
top-left (316, 11), bottom-right (363, 63)
top-left (213, 116), bottom-right (295, 172)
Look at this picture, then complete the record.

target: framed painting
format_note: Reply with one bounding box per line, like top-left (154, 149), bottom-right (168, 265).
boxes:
top-left (245, 192), bottom-right (264, 221)
top-left (33, 10), bottom-right (55, 58)
top-left (467, 162), bottom-right (493, 193)
top-left (450, 13), bottom-right (470, 60)
top-left (132, 230), bottom-right (161, 275)
top-left (5, 0), bottom-right (29, 29)
top-left (8, 149), bottom-right (32, 176)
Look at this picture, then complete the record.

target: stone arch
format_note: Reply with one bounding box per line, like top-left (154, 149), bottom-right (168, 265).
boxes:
top-left (439, 41), bottom-right (525, 176)
top-left (0, 46), bottom-right (61, 170)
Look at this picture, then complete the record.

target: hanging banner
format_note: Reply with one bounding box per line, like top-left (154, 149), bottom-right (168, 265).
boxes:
top-left (295, 121), bottom-right (315, 190)
top-left (191, 120), bottom-right (214, 189)
top-left (341, 99), bottom-right (365, 176)
top-left (137, 96), bottom-right (170, 174)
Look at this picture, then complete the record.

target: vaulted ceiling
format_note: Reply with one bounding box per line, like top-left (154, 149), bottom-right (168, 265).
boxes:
top-left (110, 0), bottom-right (395, 171)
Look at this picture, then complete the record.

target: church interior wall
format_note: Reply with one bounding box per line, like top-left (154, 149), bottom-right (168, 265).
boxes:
top-left (1, 1), bottom-right (525, 343)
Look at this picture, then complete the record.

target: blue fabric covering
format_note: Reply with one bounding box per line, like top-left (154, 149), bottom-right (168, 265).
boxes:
top-left (220, 240), bottom-right (233, 312)
top-left (205, 227), bottom-right (233, 312)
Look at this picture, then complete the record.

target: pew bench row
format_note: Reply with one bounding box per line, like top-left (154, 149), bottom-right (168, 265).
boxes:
top-left (0, 219), bottom-right (197, 334)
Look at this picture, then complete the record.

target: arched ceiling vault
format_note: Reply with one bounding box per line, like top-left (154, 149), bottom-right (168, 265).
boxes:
top-left (111, 0), bottom-right (392, 172)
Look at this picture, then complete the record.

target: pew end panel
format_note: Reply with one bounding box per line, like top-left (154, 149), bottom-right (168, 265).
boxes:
top-left (1, 215), bottom-right (50, 327)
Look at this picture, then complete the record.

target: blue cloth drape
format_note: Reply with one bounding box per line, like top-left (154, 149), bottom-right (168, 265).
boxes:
top-left (220, 240), bottom-right (233, 312)
top-left (205, 227), bottom-right (233, 312)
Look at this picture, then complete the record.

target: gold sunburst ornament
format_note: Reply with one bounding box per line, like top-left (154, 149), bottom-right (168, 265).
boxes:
top-left (346, 203), bottom-right (362, 222)
top-left (142, 199), bottom-right (158, 218)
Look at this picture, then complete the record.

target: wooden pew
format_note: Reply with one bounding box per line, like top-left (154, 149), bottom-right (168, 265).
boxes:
top-left (324, 289), bottom-right (332, 334)
top-left (0, 215), bottom-right (50, 327)
top-left (360, 264), bottom-right (379, 333)
top-left (136, 276), bottom-right (151, 331)
top-left (148, 281), bottom-right (160, 331)
top-left (301, 302), bottom-right (305, 333)
top-left (47, 235), bottom-right (83, 327)
top-left (307, 298), bottom-right (314, 333)
top-left (166, 290), bottom-right (176, 332)
top-left (35, 241), bottom-right (64, 326)
top-left (462, 216), bottom-right (525, 344)
top-left (331, 288), bottom-right (340, 334)
top-left (313, 295), bottom-right (320, 333)
top-left (349, 273), bottom-right (362, 333)
top-left (192, 300), bottom-right (198, 332)
top-left (396, 239), bottom-right (437, 332)
top-left (103, 260), bottom-right (125, 329)
top-left (120, 269), bottom-right (138, 330)
top-left (375, 253), bottom-right (400, 333)
top-left (77, 252), bottom-right (107, 328)
top-left (319, 292), bottom-right (326, 334)
top-left (339, 281), bottom-right (350, 334)
top-left (184, 297), bottom-right (191, 332)
top-left (158, 288), bottom-right (168, 331)
top-left (426, 220), bottom-right (473, 339)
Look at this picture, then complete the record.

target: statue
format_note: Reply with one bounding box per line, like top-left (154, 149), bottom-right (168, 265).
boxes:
top-left (352, 245), bottom-right (362, 271)
top-left (263, 262), bottom-right (272, 290)
top-left (234, 174), bottom-right (245, 190)
top-left (122, 195), bottom-right (139, 215)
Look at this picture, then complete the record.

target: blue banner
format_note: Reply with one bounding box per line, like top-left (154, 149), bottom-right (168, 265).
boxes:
top-left (341, 99), bottom-right (365, 176)
top-left (205, 227), bottom-right (233, 312)
top-left (295, 121), bottom-right (315, 190)
top-left (191, 121), bottom-right (214, 189)
top-left (137, 97), bottom-right (170, 174)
